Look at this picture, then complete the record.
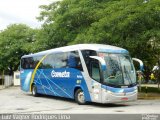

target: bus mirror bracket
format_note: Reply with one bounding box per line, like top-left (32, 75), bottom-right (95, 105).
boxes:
top-left (89, 56), bottom-right (107, 71)
top-left (132, 58), bottom-right (144, 71)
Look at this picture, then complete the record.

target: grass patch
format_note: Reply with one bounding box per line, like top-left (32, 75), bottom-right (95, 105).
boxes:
top-left (138, 86), bottom-right (160, 93)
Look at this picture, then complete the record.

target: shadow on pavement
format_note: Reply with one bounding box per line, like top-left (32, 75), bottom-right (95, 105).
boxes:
top-left (26, 93), bottom-right (129, 108)
top-left (87, 102), bottom-right (129, 108)
top-left (26, 93), bottom-right (76, 103)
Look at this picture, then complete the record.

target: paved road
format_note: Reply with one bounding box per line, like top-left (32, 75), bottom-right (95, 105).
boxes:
top-left (0, 87), bottom-right (160, 114)
top-left (0, 85), bottom-right (4, 90)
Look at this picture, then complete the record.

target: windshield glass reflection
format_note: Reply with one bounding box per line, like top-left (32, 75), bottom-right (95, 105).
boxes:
top-left (99, 53), bottom-right (136, 87)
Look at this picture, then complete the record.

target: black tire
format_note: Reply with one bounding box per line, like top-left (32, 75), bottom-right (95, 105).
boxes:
top-left (32, 84), bottom-right (39, 97)
top-left (75, 89), bottom-right (86, 105)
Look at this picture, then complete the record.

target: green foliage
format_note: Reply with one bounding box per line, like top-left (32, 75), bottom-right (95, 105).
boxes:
top-left (0, 0), bottom-right (160, 73)
top-left (140, 86), bottom-right (160, 93)
top-left (0, 24), bottom-right (36, 72)
top-left (38, 0), bottom-right (160, 68)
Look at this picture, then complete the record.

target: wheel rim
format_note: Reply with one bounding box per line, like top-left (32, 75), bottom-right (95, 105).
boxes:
top-left (32, 86), bottom-right (36, 95)
top-left (78, 91), bottom-right (85, 103)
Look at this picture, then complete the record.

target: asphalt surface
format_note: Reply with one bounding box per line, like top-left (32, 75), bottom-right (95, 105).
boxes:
top-left (0, 87), bottom-right (159, 114)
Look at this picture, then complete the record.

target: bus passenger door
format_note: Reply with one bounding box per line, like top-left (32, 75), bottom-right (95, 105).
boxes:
top-left (90, 61), bottom-right (102, 103)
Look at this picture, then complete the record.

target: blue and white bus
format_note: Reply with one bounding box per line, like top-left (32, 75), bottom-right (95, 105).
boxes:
top-left (20, 44), bottom-right (142, 104)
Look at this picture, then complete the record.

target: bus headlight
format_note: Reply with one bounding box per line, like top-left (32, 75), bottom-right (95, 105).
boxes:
top-left (107, 90), bottom-right (112, 94)
top-left (102, 89), bottom-right (113, 94)
top-left (134, 89), bottom-right (138, 93)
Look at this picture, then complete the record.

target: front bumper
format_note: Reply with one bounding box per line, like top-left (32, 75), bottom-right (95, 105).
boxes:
top-left (101, 89), bottom-right (137, 103)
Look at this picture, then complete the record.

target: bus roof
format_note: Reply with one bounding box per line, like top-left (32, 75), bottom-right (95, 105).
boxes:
top-left (21, 44), bottom-right (129, 58)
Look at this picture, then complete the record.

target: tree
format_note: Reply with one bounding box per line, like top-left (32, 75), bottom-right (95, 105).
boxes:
top-left (0, 24), bottom-right (36, 74)
top-left (38, 0), bottom-right (160, 69)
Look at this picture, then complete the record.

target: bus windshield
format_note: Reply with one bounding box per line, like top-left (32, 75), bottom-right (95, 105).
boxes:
top-left (99, 53), bottom-right (136, 87)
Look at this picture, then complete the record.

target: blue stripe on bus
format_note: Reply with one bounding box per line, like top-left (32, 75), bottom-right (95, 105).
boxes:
top-left (101, 85), bottom-right (136, 93)
top-left (20, 68), bottom-right (91, 101)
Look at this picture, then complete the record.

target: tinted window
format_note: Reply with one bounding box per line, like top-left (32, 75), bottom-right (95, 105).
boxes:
top-left (54, 52), bottom-right (68, 68)
top-left (90, 61), bottom-right (101, 82)
top-left (81, 50), bottom-right (97, 73)
top-left (21, 51), bottom-right (83, 71)
top-left (45, 51), bottom-right (83, 70)
top-left (21, 57), bottom-right (35, 69)
top-left (21, 56), bottom-right (43, 69)
top-left (67, 51), bottom-right (83, 71)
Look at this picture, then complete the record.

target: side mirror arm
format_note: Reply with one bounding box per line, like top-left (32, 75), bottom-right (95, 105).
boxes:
top-left (89, 56), bottom-right (107, 71)
top-left (132, 58), bottom-right (144, 71)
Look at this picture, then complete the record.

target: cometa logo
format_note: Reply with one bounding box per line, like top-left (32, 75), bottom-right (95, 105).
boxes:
top-left (51, 70), bottom-right (70, 78)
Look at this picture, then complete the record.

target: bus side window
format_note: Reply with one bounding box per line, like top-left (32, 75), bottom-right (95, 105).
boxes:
top-left (54, 53), bottom-right (68, 68)
top-left (90, 60), bottom-right (101, 82)
top-left (67, 51), bottom-right (83, 71)
top-left (81, 50), bottom-right (97, 74)
top-left (22, 57), bottom-right (34, 69)
top-left (21, 58), bottom-right (25, 69)
top-left (42, 54), bottom-right (55, 69)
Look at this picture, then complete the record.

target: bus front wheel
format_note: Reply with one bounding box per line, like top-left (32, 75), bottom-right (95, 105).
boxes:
top-left (75, 89), bottom-right (86, 105)
top-left (32, 84), bottom-right (39, 97)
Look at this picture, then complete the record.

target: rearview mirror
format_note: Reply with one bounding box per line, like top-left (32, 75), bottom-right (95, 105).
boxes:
top-left (89, 56), bottom-right (107, 71)
top-left (132, 58), bottom-right (144, 71)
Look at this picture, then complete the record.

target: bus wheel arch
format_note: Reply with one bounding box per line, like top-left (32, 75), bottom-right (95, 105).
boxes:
top-left (74, 87), bottom-right (86, 105)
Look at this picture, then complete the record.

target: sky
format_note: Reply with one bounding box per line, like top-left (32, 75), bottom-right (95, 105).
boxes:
top-left (0, 0), bottom-right (58, 30)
